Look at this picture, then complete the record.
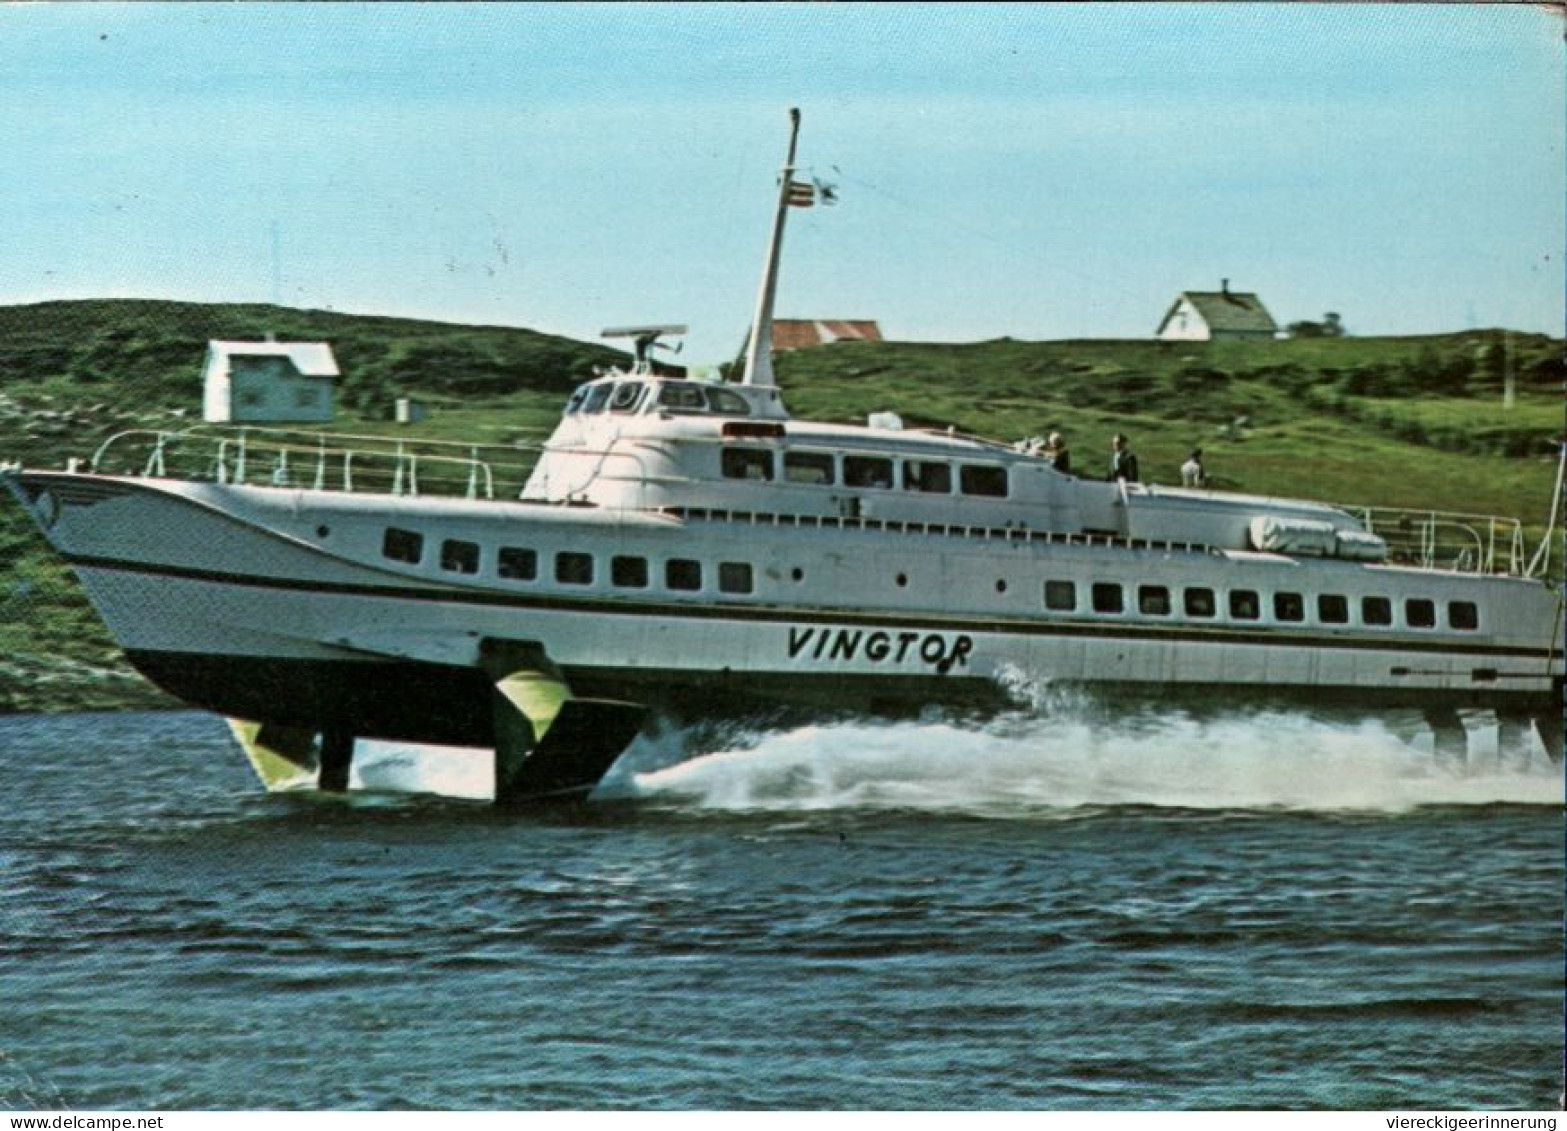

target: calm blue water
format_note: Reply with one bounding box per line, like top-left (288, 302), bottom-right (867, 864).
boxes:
top-left (0, 708), bottom-right (1561, 1110)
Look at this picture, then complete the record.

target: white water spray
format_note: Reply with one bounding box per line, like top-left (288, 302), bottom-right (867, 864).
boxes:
top-left (314, 705), bottom-right (1561, 814)
top-left (618, 709), bottom-right (1561, 815)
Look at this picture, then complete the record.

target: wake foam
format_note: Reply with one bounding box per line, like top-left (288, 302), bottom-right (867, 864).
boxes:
top-left (614, 709), bottom-right (1562, 815)
top-left (278, 707), bottom-right (1561, 814)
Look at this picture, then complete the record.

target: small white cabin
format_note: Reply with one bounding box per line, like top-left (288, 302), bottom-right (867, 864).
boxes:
top-left (202, 340), bottom-right (338, 424)
top-left (1156, 282), bottom-right (1279, 342)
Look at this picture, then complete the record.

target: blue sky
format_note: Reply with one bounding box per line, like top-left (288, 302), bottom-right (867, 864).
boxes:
top-left (3, 3), bottom-right (1562, 365)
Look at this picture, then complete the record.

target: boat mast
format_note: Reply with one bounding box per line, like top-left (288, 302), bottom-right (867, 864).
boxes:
top-left (740, 107), bottom-right (802, 388)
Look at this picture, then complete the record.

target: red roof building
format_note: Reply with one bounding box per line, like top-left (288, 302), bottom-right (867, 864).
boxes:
top-left (771, 320), bottom-right (883, 351)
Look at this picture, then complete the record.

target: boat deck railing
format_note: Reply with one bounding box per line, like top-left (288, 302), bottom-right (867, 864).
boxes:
top-left (1346, 505), bottom-right (1532, 577)
top-left (76, 426), bottom-right (1549, 579)
top-left (88, 425), bottom-right (544, 501)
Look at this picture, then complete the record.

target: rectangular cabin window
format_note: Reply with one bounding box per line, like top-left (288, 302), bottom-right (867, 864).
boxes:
top-left (1405, 598), bottom-right (1436, 629)
top-left (666, 559), bottom-right (702, 592)
top-left (656, 383), bottom-right (708, 413)
top-left (1362, 596), bottom-right (1393, 626)
top-left (555, 552), bottom-right (594, 586)
top-left (1092, 582), bottom-right (1124, 614)
top-left (784, 451), bottom-right (836, 486)
top-left (612, 555), bottom-right (648, 589)
top-left (1449, 601), bottom-right (1479, 631)
top-left (440, 539), bottom-right (480, 575)
top-left (1273, 592), bottom-right (1305, 623)
top-left (718, 562), bottom-right (754, 595)
top-left (1229, 589), bottom-right (1260, 621)
top-left (581, 384), bottom-right (613, 414)
top-left (721, 448), bottom-right (774, 482)
top-left (498, 547), bottom-right (537, 581)
top-left (1318, 594), bottom-right (1349, 625)
top-left (1184, 588), bottom-right (1216, 618)
top-left (904, 460), bottom-right (952, 494)
top-left (959, 465), bottom-right (1008, 498)
top-left (844, 456), bottom-right (894, 489)
top-left (1138, 585), bottom-right (1171, 616)
top-left (1044, 580), bottom-right (1077, 612)
top-left (382, 528), bottom-right (423, 565)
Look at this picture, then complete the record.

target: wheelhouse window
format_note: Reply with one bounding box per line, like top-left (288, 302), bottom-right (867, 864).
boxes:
top-left (1273, 592), bottom-right (1305, 623)
top-left (666, 559), bottom-right (702, 591)
top-left (609, 382), bottom-right (646, 413)
top-left (706, 387), bottom-right (752, 416)
top-left (564, 385), bottom-right (590, 414)
top-left (383, 527), bottom-right (423, 564)
top-left (959, 465), bottom-right (1008, 498)
top-left (1138, 585), bottom-right (1171, 616)
top-left (555, 552), bottom-right (594, 586)
top-left (1044, 580), bottom-right (1076, 611)
top-left (1405, 598), bottom-right (1436, 629)
top-left (1184, 587), bottom-right (1216, 618)
top-left (784, 451), bottom-right (835, 486)
top-left (719, 562), bottom-right (754, 595)
top-left (1362, 596), bottom-right (1393, 626)
top-left (1229, 589), bottom-right (1260, 620)
top-left (440, 539), bottom-right (480, 575)
top-left (844, 455), bottom-right (895, 489)
top-left (498, 547), bottom-right (537, 581)
top-left (1448, 601), bottom-right (1479, 631)
top-left (904, 460), bottom-right (952, 494)
top-left (721, 448), bottom-right (775, 481)
top-left (580, 384), bottom-right (613, 414)
top-left (1092, 582), bottom-right (1124, 614)
top-left (657, 382), bottom-right (709, 413)
top-left (1318, 594), bottom-right (1349, 625)
top-left (611, 555), bottom-right (648, 588)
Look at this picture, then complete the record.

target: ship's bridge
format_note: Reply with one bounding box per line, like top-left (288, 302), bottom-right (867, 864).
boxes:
top-left (520, 376), bottom-right (1369, 558)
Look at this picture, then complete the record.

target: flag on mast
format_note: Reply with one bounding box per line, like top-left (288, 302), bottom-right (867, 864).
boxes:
top-left (787, 179), bottom-right (816, 208)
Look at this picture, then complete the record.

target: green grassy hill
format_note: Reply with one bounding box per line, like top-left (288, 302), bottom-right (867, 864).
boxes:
top-left (1, 300), bottom-right (1561, 713)
top-left (770, 332), bottom-right (1562, 519)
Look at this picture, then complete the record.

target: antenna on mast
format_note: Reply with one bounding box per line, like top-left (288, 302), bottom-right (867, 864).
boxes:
top-left (603, 324), bottom-right (687, 375)
top-left (740, 107), bottom-right (803, 388)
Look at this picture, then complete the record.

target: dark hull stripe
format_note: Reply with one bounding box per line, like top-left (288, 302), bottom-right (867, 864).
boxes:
top-left (121, 650), bottom-right (1563, 741)
top-left (69, 551), bottom-right (1560, 664)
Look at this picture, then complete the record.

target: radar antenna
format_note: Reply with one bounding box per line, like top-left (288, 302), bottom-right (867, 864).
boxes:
top-left (602, 323), bottom-right (688, 374)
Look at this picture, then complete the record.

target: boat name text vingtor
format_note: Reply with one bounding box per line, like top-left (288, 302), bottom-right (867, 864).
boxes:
top-left (787, 626), bottom-right (975, 673)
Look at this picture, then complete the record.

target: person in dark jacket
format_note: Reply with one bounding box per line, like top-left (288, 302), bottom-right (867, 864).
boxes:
top-left (1109, 432), bottom-right (1139, 483)
top-left (1043, 431), bottom-right (1071, 475)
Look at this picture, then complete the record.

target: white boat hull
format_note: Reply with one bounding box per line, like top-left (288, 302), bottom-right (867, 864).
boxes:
top-left (12, 472), bottom-right (1561, 747)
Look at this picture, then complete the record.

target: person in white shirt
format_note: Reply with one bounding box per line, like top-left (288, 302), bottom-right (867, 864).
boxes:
top-left (1180, 448), bottom-right (1207, 488)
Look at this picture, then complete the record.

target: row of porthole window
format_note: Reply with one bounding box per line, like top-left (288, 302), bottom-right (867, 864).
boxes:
top-left (722, 447), bottom-right (1009, 497)
top-left (1047, 579), bottom-right (1480, 631)
top-left (383, 527), bottom-right (756, 594)
top-left (382, 526), bottom-right (1479, 631)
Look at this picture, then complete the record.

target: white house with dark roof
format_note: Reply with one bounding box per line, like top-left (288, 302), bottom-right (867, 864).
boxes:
top-left (202, 340), bottom-right (339, 424)
top-left (1156, 281), bottom-right (1279, 342)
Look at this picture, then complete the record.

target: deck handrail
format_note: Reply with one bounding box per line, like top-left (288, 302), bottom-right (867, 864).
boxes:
top-left (90, 425), bottom-right (540, 502)
top-left (73, 427), bottom-right (1552, 579)
top-left (1345, 504), bottom-right (1528, 576)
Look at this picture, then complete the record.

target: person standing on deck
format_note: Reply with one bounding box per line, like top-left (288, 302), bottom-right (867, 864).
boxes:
top-left (1043, 432), bottom-right (1071, 475)
top-left (1109, 433), bottom-right (1139, 483)
top-left (1181, 448), bottom-right (1207, 487)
